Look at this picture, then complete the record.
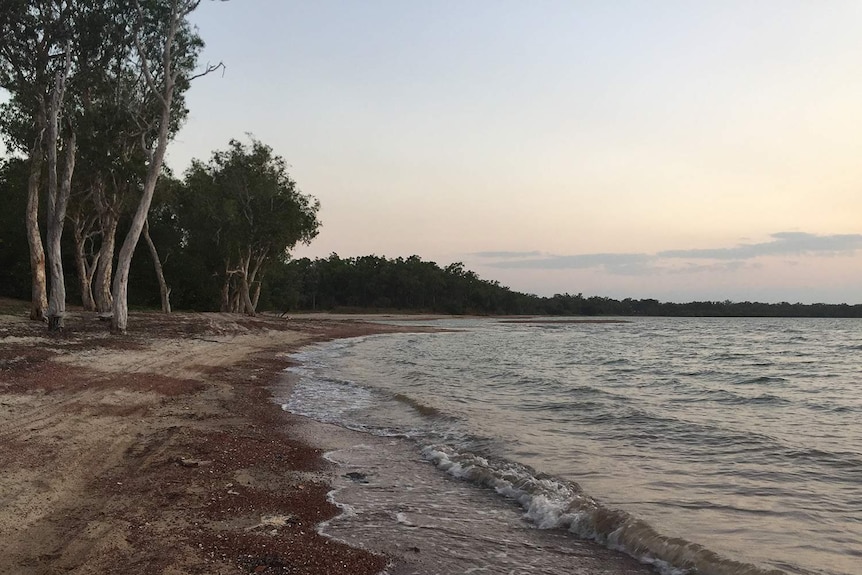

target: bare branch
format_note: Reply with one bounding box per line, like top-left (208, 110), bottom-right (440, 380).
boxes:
top-left (187, 61), bottom-right (225, 82)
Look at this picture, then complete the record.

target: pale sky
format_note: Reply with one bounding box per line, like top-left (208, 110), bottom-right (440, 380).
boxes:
top-left (44, 2), bottom-right (862, 302)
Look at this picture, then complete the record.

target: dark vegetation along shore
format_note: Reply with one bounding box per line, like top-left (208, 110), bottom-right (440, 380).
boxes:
top-left (0, 302), bottom-right (437, 574)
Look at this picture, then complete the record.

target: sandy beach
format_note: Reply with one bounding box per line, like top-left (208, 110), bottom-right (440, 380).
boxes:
top-left (0, 305), bottom-right (426, 575)
top-left (1, 305), bottom-right (664, 575)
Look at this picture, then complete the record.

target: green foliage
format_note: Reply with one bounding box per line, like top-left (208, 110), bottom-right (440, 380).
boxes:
top-left (181, 138), bottom-right (320, 255)
top-left (261, 254), bottom-right (546, 315)
top-left (254, 254), bottom-right (862, 318)
top-left (0, 157), bottom-right (32, 298)
top-left (170, 137), bottom-right (321, 312)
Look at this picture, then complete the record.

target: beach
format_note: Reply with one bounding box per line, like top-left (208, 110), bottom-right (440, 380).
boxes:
top-left (5, 309), bottom-right (851, 575)
top-left (0, 307), bottom-right (427, 575)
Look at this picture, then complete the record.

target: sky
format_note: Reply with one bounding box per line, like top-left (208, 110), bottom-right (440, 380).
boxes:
top-left (156, 2), bottom-right (862, 303)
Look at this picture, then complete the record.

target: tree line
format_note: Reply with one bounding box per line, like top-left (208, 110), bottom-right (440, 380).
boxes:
top-left (1, 1), bottom-right (318, 332)
top-left (228, 255), bottom-right (862, 318)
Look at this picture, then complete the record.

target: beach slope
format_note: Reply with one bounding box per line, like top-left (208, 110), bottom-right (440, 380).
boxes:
top-left (0, 309), bottom-right (409, 575)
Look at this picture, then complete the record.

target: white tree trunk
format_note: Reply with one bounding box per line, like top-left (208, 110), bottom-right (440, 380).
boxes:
top-left (251, 277), bottom-right (262, 311)
top-left (247, 250), bottom-right (267, 313)
top-left (234, 253), bottom-right (255, 316)
top-left (93, 208), bottom-right (118, 314)
top-left (45, 133), bottom-right (77, 331)
top-left (44, 45), bottom-right (75, 331)
top-left (111, 0), bottom-right (180, 334)
top-left (25, 141), bottom-right (47, 322)
top-left (108, 0), bottom-right (221, 332)
top-left (111, 149), bottom-right (168, 333)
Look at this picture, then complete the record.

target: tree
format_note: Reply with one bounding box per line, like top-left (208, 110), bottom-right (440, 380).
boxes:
top-left (0, 0), bottom-right (210, 330)
top-left (179, 138), bottom-right (321, 315)
top-left (110, 0), bottom-right (220, 334)
top-left (0, 0), bottom-right (72, 322)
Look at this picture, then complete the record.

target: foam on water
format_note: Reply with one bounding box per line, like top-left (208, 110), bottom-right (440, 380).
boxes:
top-left (421, 445), bottom-right (785, 575)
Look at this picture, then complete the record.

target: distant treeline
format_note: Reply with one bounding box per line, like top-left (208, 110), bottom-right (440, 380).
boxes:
top-left (260, 254), bottom-right (862, 318)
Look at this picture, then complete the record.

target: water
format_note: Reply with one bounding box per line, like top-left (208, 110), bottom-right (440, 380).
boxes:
top-left (282, 317), bottom-right (862, 575)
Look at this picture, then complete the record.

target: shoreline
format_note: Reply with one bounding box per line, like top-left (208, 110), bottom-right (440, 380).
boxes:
top-left (0, 309), bottom-right (429, 574)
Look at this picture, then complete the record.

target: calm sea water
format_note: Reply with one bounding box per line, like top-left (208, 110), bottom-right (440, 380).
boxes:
top-left (283, 317), bottom-right (862, 575)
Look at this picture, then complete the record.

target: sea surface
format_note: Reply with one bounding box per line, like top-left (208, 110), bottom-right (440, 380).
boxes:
top-left (281, 317), bottom-right (862, 575)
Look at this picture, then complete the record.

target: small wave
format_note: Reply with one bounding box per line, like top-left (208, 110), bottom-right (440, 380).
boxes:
top-left (524, 399), bottom-right (608, 413)
top-left (699, 390), bottom-right (790, 406)
top-left (422, 445), bottom-right (785, 575)
top-left (710, 352), bottom-right (752, 361)
top-left (805, 402), bottom-right (855, 414)
top-left (746, 394), bottom-right (790, 405)
top-left (391, 393), bottom-right (445, 418)
top-left (780, 447), bottom-right (862, 471)
top-left (734, 376), bottom-right (787, 386)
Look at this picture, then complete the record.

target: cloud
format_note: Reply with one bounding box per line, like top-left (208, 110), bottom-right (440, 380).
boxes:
top-left (471, 250), bottom-right (544, 259)
top-left (473, 232), bottom-right (862, 274)
top-left (658, 232), bottom-right (862, 260)
top-left (483, 252), bottom-right (653, 270)
top-left (665, 261), bottom-right (759, 275)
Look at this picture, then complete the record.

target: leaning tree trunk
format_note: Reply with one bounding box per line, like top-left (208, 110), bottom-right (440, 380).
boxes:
top-left (251, 275), bottom-right (263, 311)
top-left (236, 254), bottom-right (256, 316)
top-left (142, 219), bottom-right (171, 313)
top-left (112, 170), bottom-right (160, 333)
top-left (247, 249), bottom-right (267, 313)
top-left (112, 0), bottom-right (187, 334)
top-left (240, 275), bottom-right (256, 316)
top-left (25, 142), bottom-right (48, 322)
top-left (111, 73), bottom-right (175, 333)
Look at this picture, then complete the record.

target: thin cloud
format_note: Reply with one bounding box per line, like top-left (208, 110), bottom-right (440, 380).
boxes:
top-left (471, 250), bottom-right (544, 258)
top-left (665, 261), bottom-right (758, 275)
top-left (658, 232), bottom-right (862, 260)
top-left (474, 232), bottom-right (862, 274)
top-left (485, 252), bottom-right (652, 270)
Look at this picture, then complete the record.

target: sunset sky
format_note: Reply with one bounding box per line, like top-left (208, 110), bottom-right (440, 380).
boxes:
top-left (169, 2), bottom-right (860, 303)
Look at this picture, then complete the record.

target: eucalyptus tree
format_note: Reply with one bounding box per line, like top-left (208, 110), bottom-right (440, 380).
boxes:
top-left (1, 0), bottom-right (217, 332)
top-left (0, 0), bottom-right (77, 323)
top-left (110, 0), bottom-right (221, 334)
top-left (180, 138), bottom-right (321, 315)
top-left (0, 2), bottom-right (135, 328)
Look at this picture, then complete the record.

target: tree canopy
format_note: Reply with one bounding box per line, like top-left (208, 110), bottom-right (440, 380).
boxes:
top-left (177, 138), bottom-right (321, 315)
